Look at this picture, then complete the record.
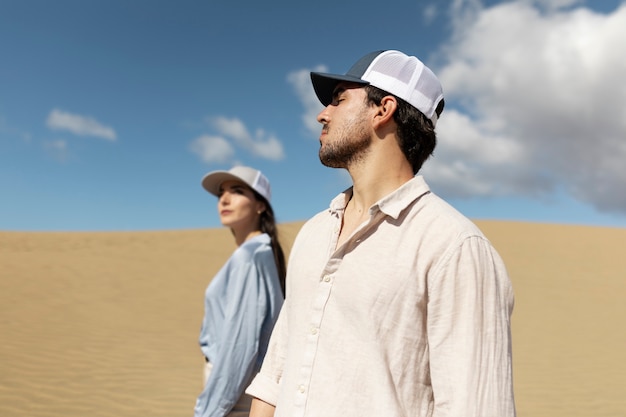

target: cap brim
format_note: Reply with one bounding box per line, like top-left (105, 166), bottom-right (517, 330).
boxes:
top-left (201, 171), bottom-right (246, 197)
top-left (310, 72), bottom-right (369, 106)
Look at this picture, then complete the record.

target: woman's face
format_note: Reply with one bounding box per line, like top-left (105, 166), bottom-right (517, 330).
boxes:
top-left (217, 180), bottom-right (265, 232)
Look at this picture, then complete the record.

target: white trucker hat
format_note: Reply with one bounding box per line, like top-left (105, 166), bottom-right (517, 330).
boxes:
top-left (310, 50), bottom-right (444, 127)
top-left (201, 166), bottom-right (271, 202)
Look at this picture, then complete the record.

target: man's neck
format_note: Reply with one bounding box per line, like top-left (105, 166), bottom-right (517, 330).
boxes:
top-left (336, 157), bottom-right (413, 248)
top-left (347, 159), bottom-right (414, 213)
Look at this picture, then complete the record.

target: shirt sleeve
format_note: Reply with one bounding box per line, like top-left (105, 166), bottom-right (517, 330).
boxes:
top-left (194, 258), bottom-right (270, 417)
top-left (245, 293), bottom-right (288, 406)
top-left (427, 235), bottom-right (516, 417)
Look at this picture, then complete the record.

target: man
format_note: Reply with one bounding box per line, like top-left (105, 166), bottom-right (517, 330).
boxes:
top-left (246, 50), bottom-right (516, 417)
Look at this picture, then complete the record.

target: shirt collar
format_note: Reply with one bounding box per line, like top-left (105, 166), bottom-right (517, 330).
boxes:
top-left (328, 175), bottom-right (431, 220)
top-left (242, 232), bottom-right (270, 246)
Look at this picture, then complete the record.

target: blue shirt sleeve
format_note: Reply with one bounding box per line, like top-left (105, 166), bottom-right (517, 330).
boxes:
top-left (194, 237), bottom-right (283, 417)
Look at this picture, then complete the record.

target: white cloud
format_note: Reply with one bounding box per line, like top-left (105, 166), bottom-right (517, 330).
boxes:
top-left (422, 1), bottom-right (626, 214)
top-left (210, 116), bottom-right (285, 161)
top-left (0, 115), bottom-right (32, 142)
top-left (46, 109), bottom-right (117, 141)
top-left (423, 4), bottom-right (439, 23)
top-left (43, 139), bottom-right (69, 162)
top-left (528, 0), bottom-right (583, 12)
top-left (287, 65), bottom-right (326, 138)
top-left (448, 0), bottom-right (485, 34)
top-left (189, 134), bottom-right (235, 163)
top-left (190, 117), bottom-right (285, 164)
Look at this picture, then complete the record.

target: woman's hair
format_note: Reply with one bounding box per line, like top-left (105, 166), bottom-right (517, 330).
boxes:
top-left (254, 191), bottom-right (287, 297)
top-left (364, 85), bottom-right (443, 174)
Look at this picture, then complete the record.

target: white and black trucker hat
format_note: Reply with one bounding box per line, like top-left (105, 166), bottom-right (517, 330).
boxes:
top-left (201, 166), bottom-right (271, 203)
top-left (310, 50), bottom-right (444, 127)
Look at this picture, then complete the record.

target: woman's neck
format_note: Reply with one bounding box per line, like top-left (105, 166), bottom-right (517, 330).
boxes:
top-left (233, 229), bottom-right (262, 247)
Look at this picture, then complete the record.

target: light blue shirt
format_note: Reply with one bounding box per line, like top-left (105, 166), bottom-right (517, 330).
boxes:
top-left (194, 233), bottom-right (284, 417)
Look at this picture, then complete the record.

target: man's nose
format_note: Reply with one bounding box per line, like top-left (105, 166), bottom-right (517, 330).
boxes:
top-left (317, 106), bottom-right (331, 124)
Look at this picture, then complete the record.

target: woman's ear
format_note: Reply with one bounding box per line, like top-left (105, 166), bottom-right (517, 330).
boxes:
top-left (256, 200), bottom-right (267, 215)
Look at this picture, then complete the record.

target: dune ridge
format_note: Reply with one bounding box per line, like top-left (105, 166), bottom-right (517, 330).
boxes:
top-left (0, 221), bottom-right (624, 416)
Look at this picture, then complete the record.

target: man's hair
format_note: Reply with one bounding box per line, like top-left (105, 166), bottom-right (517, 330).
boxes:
top-left (364, 85), bottom-right (443, 174)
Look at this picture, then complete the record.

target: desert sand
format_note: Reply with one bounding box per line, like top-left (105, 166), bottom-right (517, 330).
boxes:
top-left (1, 220), bottom-right (624, 417)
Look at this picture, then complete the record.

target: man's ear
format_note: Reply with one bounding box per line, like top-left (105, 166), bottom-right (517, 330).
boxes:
top-left (372, 95), bottom-right (397, 129)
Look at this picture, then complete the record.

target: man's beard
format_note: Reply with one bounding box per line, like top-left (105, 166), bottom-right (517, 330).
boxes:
top-left (319, 120), bottom-right (371, 169)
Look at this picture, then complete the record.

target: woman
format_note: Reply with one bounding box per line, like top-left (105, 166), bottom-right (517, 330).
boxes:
top-left (193, 166), bottom-right (286, 417)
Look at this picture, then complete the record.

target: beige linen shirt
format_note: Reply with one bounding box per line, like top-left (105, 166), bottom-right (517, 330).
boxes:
top-left (246, 175), bottom-right (516, 417)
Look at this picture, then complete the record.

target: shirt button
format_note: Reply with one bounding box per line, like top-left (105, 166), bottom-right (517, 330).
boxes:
top-left (311, 328), bottom-right (318, 335)
top-left (298, 385), bottom-right (306, 393)
top-left (323, 275), bottom-right (331, 283)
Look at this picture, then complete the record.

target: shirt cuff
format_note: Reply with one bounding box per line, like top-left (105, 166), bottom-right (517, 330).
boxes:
top-left (245, 372), bottom-right (280, 406)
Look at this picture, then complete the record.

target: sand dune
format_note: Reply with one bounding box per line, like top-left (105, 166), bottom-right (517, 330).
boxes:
top-left (0, 221), bottom-right (624, 416)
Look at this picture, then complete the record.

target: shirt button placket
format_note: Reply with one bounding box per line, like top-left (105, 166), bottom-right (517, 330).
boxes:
top-left (295, 272), bottom-right (333, 413)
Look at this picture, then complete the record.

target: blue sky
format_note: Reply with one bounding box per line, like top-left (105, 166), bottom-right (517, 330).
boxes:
top-left (1, 0), bottom-right (625, 231)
